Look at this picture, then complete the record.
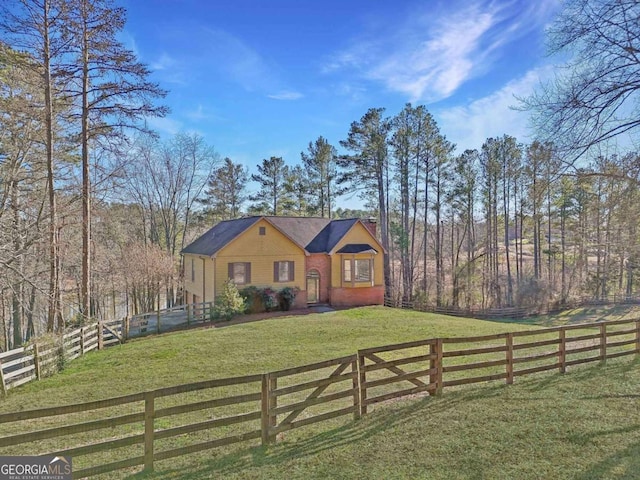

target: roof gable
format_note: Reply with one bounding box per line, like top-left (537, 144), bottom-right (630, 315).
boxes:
top-left (181, 216), bottom-right (379, 257)
top-left (265, 216), bottom-right (330, 250)
top-left (305, 218), bottom-right (359, 253)
top-left (181, 217), bottom-right (261, 256)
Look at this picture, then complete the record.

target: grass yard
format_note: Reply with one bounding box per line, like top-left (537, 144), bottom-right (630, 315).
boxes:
top-left (492, 303), bottom-right (640, 327)
top-left (0, 306), bottom-right (538, 412)
top-left (136, 357), bottom-right (640, 480)
top-left (1, 305), bottom-right (639, 479)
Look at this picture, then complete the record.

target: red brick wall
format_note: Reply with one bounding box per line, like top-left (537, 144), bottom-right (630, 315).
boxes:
top-left (293, 291), bottom-right (307, 309)
top-left (361, 219), bottom-right (377, 237)
top-left (306, 254), bottom-right (331, 304)
top-left (329, 286), bottom-right (384, 307)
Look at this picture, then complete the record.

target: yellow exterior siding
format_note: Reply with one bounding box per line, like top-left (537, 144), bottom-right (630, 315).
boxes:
top-left (215, 218), bottom-right (306, 293)
top-left (330, 222), bottom-right (384, 288)
top-left (183, 254), bottom-right (216, 302)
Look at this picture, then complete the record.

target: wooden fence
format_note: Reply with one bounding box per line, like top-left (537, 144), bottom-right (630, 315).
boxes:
top-left (385, 294), bottom-right (640, 319)
top-left (0, 319), bottom-right (123, 394)
top-left (0, 300), bottom-right (220, 393)
top-left (1, 317), bottom-right (639, 478)
top-left (126, 301), bottom-right (215, 337)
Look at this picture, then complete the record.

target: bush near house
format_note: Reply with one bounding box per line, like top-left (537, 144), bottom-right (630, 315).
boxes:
top-left (240, 286), bottom-right (300, 313)
top-left (212, 280), bottom-right (246, 321)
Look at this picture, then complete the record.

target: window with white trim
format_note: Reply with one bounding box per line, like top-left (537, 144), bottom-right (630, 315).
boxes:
top-left (354, 259), bottom-right (372, 282)
top-left (343, 258), bottom-right (372, 283)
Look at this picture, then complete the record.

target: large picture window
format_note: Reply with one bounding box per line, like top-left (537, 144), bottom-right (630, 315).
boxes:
top-left (343, 258), bottom-right (372, 283)
top-left (354, 259), bottom-right (372, 282)
top-left (274, 261), bottom-right (295, 282)
top-left (228, 262), bottom-right (251, 285)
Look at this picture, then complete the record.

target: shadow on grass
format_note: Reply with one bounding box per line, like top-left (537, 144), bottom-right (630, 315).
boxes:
top-left (129, 357), bottom-right (640, 480)
top-left (571, 430), bottom-right (640, 479)
top-left (129, 392), bottom-right (471, 480)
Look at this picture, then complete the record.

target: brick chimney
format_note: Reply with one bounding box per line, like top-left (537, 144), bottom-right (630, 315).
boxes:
top-left (361, 217), bottom-right (377, 237)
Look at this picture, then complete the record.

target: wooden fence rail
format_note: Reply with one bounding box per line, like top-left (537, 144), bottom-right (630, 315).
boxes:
top-left (0, 300), bottom-right (216, 394)
top-left (385, 294), bottom-right (640, 319)
top-left (1, 318), bottom-right (640, 478)
top-left (0, 319), bottom-right (123, 393)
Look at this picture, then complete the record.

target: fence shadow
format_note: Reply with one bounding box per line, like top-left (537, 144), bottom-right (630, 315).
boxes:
top-left (130, 391), bottom-right (470, 479)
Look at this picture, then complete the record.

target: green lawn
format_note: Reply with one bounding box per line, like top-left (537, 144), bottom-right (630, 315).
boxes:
top-left (137, 357), bottom-right (640, 480)
top-left (1, 306), bottom-right (639, 479)
top-left (0, 306), bottom-right (537, 412)
top-left (491, 303), bottom-right (640, 327)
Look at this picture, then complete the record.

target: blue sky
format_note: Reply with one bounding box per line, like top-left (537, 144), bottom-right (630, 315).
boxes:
top-left (120, 0), bottom-right (560, 184)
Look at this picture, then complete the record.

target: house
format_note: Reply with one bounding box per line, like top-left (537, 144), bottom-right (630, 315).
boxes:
top-left (181, 216), bottom-right (385, 309)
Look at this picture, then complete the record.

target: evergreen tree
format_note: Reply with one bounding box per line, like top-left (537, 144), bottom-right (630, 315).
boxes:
top-left (300, 136), bottom-right (342, 217)
top-left (249, 156), bottom-right (290, 216)
top-left (200, 157), bottom-right (248, 221)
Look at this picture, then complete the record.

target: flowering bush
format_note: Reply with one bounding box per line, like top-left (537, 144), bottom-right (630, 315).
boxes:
top-left (278, 287), bottom-right (300, 311)
top-left (240, 286), bottom-right (300, 312)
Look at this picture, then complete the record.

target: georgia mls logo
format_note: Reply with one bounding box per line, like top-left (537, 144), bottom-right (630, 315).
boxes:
top-left (0, 456), bottom-right (72, 480)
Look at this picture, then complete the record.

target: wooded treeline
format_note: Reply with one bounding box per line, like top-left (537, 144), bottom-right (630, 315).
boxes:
top-left (1, 0), bottom-right (639, 350)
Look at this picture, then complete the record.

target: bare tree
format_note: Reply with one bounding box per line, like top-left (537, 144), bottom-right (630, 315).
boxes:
top-left (0, 0), bottom-right (72, 332)
top-left (62, 0), bottom-right (167, 322)
top-left (523, 0), bottom-right (640, 159)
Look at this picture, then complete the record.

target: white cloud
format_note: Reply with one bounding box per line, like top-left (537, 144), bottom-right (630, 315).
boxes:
top-left (185, 104), bottom-right (210, 121)
top-left (436, 65), bottom-right (555, 151)
top-left (267, 91), bottom-right (304, 101)
top-left (151, 53), bottom-right (177, 71)
top-left (372, 9), bottom-right (495, 101)
top-left (202, 28), bottom-right (275, 92)
top-left (324, 0), bottom-right (560, 102)
top-left (146, 116), bottom-right (183, 136)
top-left (118, 30), bottom-right (139, 57)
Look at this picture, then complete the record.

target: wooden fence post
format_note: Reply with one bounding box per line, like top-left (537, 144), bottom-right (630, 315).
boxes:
top-left (34, 342), bottom-right (41, 380)
top-left (186, 304), bottom-right (191, 326)
top-left (97, 322), bottom-right (104, 350)
top-left (268, 374), bottom-right (277, 443)
top-left (635, 320), bottom-right (640, 355)
top-left (156, 308), bottom-right (161, 334)
top-left (80, 327), bottom-right (85, 356)
top-left (430, 339), bottom-right (443, 396)
top-left (144, 391), bottom-right (155, 471)
top-left (261, 374), bottom-right (270, 446)
top-left (123, 317), bottom-right (130, 342)
top-left (0, 358), bottom-right (6, 396)
top-left (358, 352), bottom-right (367, 415)
top-left (599, 322), bottom-right (607, 363)
top-left (352, 356), bottom-right (361, 420)
top-left (506, 333), bottom-right (514, 385)
top-left (559, 327), bottom-right (566, 374)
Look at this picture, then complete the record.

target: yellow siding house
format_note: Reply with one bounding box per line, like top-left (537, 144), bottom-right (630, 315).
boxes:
top-left (181, 216), bottom-right (385, 308)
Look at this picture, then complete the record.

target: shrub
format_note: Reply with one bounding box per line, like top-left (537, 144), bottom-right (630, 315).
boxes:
top-left (278, 287), bottom-right (300, 311)
top-left (212, 280), bottom-right (246, 321)
top-left (261, 287), bottom-right (278, 311)
top-left (239, 286), bottom-right (262, 313)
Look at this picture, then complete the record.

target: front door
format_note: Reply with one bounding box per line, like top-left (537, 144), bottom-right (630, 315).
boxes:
top-left (307, 271), bottom-right (320, 304)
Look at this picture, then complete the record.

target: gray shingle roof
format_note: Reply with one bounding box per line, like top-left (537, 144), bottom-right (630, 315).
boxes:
top-left (181, 216), bottom-right (367, 256)
top-left (305, 218), bottom-right (359, 253)
top-left (266, 216), bottom-right (331, 249)
top-left (180, 216), bottom-right (261, 256)
top-left (335, 244), bottom-right (378, 254)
